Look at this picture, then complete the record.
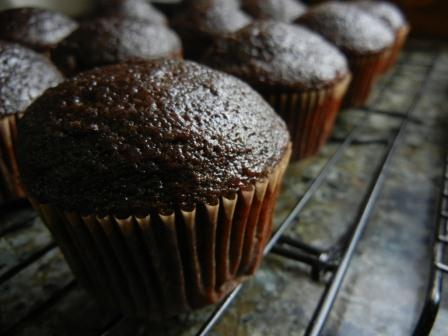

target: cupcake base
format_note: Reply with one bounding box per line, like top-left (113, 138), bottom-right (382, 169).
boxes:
top-left (0, 114), bottom-right (26, 201)
top-left (30, 145), bottom-right (291, 319)
top-left (263, 76), bottom-right (350, 161)
top-left (343, 50), bottom-right (391, 108)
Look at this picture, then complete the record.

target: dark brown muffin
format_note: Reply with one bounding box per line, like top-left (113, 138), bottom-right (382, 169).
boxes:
top-left (351, 0), bottom-right (406, 31)
top-left (351, 0), bottom-right (410, 72)
top-left (184, 0), bottom-right (242, 9)
top-left (0, 41), bottom-right (63, 200)
top-left (205, 21), bottom-right (350, 161)
top-left (297, 2), bottom-right (394, 107)
top-left (18, 60), bottom-right (289, 214)
top-left (97, 0), bottom-right (168, 25)
top-left (242, 0), bottom-right (307, 22)
top-left (205, 21), bottom-right (348, 91)
top-left (297, 2), bottom-right (394, 56)
top-left (0, 7), bottom-right (78, 54)
top-left (171, 1), bottom-right (251, 59)
top-left (51, 17), bottom-right (182, 76)
top-left (18, 60), bottom-right (290, 318)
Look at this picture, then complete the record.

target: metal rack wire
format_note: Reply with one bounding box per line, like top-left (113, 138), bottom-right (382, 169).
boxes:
top-left (413, 153), bottom-right (448, 336)
top-left (0, 44), bottom-right (446, 336)
top-left (195, 50), bottom-right (443, 336)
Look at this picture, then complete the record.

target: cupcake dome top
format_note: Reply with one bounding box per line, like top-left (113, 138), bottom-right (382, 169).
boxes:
top-left (0, 7), bottom-right (78, 52)
top-left (52, 17), bottom-right (181, 75)
top-left (97, 0), bottom-right (167, 25)
top-left (242, 0), bottom-right (307, 23)
top-left (297, 2), bottom-right (394, 55)
top-left (0, 41), bottom-right (63, 117)
top-left (17, 60), bottom-right (290, 215)
top-left (351, 0), bottom-right (407, 32)
top-left (205, 21), bottom-right (349, 90)
top-left (172, 2), bottom-right (251, 36)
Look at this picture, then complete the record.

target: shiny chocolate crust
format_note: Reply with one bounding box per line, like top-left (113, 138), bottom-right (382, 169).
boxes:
top-left (171, 2), bottom-right (251, 36)
top-left (0, 7), bottom-right (78, 52)
top-left (17, 60), bottom-right (290, 215)
top-left (171, 2), bottom-right (251, 59)
top-left (0, 41), bottom-right (63, 117)
top-left (97, 0), bottom-right (167, 25)
top-left (242, 0), bottom-right (307, 22)
top-left (350, 0), bottom-right (407, 32)
top-left (51, 17), bottom-right (182, 75)
top-left (297, 2), bottom-right (394, 55)
top-left (204, 21), bottom-right (349, 91)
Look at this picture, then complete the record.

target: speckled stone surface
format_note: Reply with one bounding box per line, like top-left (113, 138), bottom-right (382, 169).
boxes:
top-left (1, 40), bottom-right (447, 336)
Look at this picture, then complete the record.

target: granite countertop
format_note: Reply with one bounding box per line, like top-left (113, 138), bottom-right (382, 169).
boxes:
top-left (0, 40), bottom-right (447, 336)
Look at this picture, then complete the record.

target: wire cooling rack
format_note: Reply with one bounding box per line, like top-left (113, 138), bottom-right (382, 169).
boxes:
top-left (0, 41), bottom-right (446, 336)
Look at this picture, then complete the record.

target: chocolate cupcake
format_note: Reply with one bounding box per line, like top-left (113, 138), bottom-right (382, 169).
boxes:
top-left (52, 17), bottom-right (182, 76)
top-left (17, 60), bottom-right (291, 318)
top-left (0, 7), bottom-right (78, 55)
top-left (242, 0), bottom-right (307, 22)
top-left (351, 0), bottom-right (409, 73)
top-left (204, 21), bottom-right (350, 161)
top-left (171, 2), bottom-right (251, 59)
top-left (297, 2), bottom-right (394, 107)
top-left (96, 0), bottom-right (168, 25)
top-left (0, 41), bottom-right (63, 200)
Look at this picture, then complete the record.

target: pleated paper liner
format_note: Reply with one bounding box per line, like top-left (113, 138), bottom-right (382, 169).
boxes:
top-left (30, 145), bottom-right (291, 319)
top-left (263, 75), bottom-right (351, 162)
top-left (381, 25), bottom-right (410, 74)
top-left (0, 114), bottom-right (26, 201)
top-left (343, 49), bottom-right (392, 108)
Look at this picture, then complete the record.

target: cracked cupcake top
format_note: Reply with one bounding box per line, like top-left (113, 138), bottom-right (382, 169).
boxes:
top-left (0, 41), bottom-right (63, 117)
top-left (297, 2), bottom-right (394, 55)
top-left (51, 17), bottom-right (182, 75)
top-left (97, 0), bottom-right (167, 25)
top-left (18, 60), bottom-right (290, 216)
top-left (242, 0), bottom-right (307, 22)
top-left (172, 1), bottom-right (251, 36)
top-left (0, 7), bottom-right (77, 52)
top-left (350, 0), bottom-right (407, 32)
top-left (205, 21), bottom-right (349, 91)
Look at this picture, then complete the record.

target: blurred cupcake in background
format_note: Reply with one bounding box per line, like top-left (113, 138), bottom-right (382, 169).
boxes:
top-left (204, 21), bottom-right (350, 161)
top-left (242, 0), bottom-right (307, 22)
top-left (52, 17), bottom-right (182, 76)
top-left (0, 41), bottom-right (63, 200)
top-left (297, 1), bottom-right (394, 107)
top-left (0, 7), bottom-right (78, 55)
top-left (96, 0), bottom-right (168, 25)
top-left (171, 0), bottom-right (251, 60)
top-left (350, 0), bottom-right (410, 73)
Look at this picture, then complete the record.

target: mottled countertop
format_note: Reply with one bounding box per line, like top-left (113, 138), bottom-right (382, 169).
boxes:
top-left (0, 40), bottom-right (447, 336)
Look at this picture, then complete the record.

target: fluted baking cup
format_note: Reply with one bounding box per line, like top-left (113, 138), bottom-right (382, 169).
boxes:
top-left (343, 50), bottom-right (391, 108)
top-left (263, 76), bottom-right (350, 161)
top-left (30, 145), bottom-right (291, 319)
top-left (0, 114), bottom-right (26, 200)
top-left (381, 25), bottom-right (410, 73)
